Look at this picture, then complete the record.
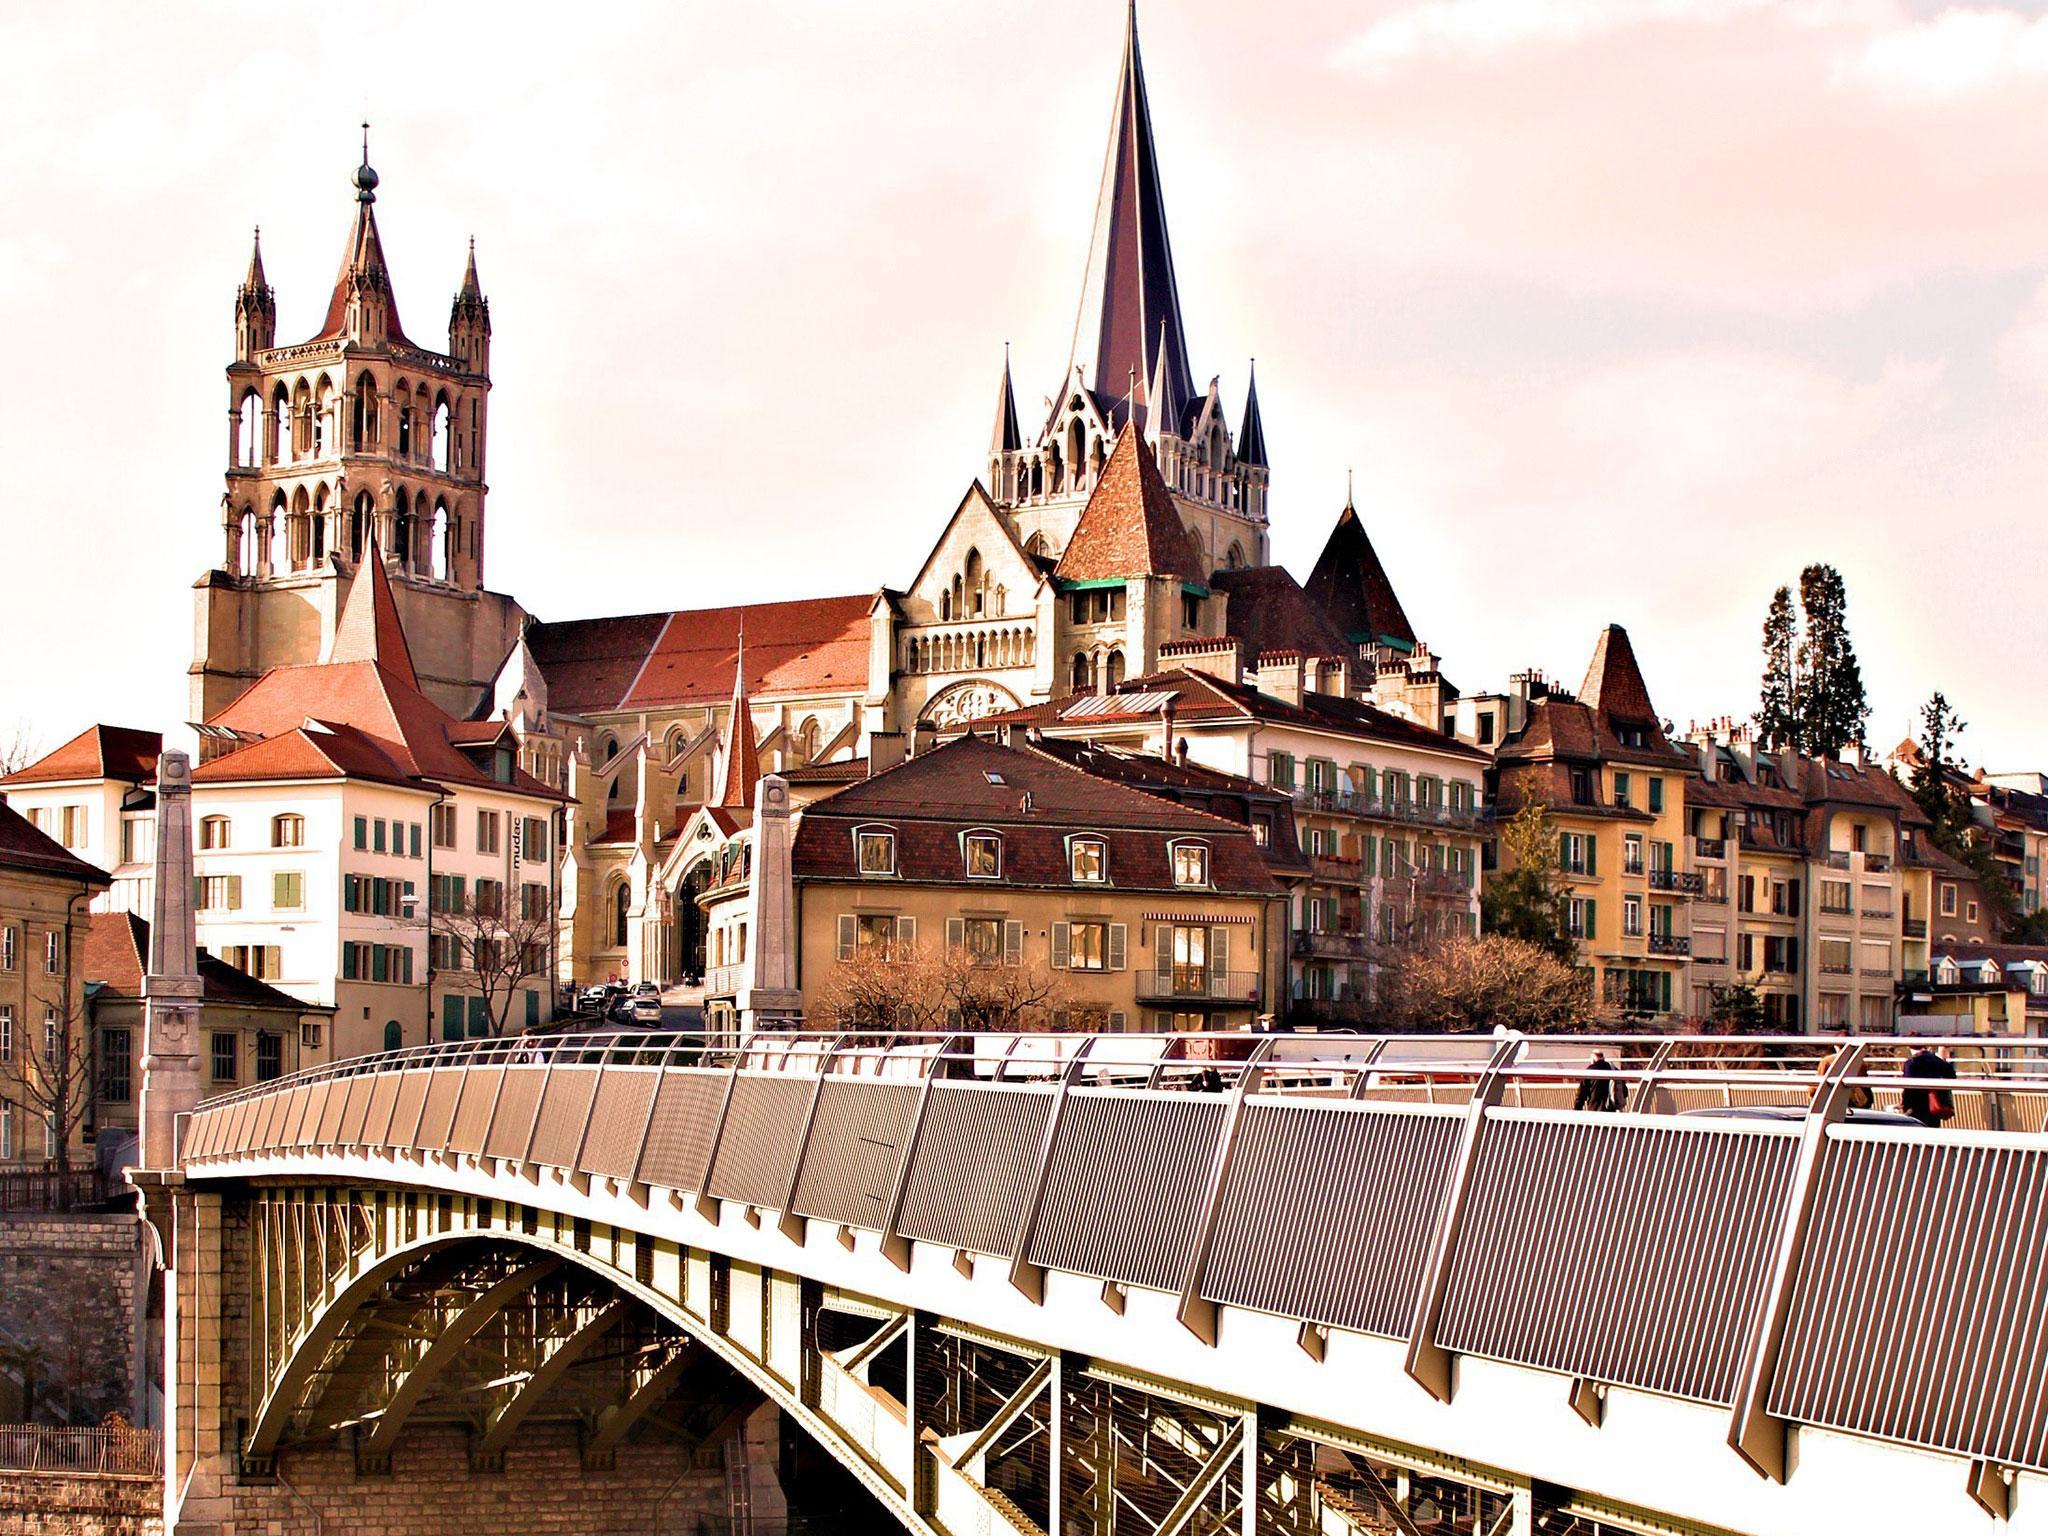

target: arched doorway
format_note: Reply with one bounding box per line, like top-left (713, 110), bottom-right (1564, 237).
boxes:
top-left (678, 860), bottom-right (710, 984)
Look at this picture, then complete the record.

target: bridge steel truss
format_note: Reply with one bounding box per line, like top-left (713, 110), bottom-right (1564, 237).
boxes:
top-left (167, 1029), bottom-right (2048, 1536)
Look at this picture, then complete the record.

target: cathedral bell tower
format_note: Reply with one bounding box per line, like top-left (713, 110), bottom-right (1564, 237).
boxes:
top-left (191, 131), bottom-right (523, 723)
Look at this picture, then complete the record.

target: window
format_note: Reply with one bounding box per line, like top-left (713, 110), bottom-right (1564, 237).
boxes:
top-left (120, 817), bottom-right (152, 865)
top-left (964, 832), bottom-right (1002, 879)
top-left (271, 814), bottom-right (304, 848)
top-left (199, 815), bottom-right (231, 850)
top-left (1647, 777), bottom-right (1665, 814)
top-left (100, 1028), bottom-right (132, 1104)
top-left (1764, 936), bottom-right (1799, 975)
top-left (1820, 938), bottom-right (1852, 975)
top-left (1941, 883), bottom-right (1958, 917)
top-left (953, 916), bottom-right (1009, 965)
top-left (431, 803), bottom-right (456, 849)
top-left (1568, 767), bottom-right (1595, 806)
top-left (210, 1032), bottom-right (237, 1084)
top-left (1614, 772), bottom-right (1631, 809)
top-left (431, 933), bottom-right (464, 970)
top-left (44, 930), bottom-right (62, 972)
top-left (476, 810), bottom-right (500, 854)
top-left (1565, 897), bottom-right (1596, 941)
top-left (1182, 594), bottom-right (1201, 631)
top-left (1820, 879), bottom-right (1852, 915)
top-left (273, 871), bottom-right (304, 911)
top-left (1070, 838), bottom-right (1106, 883)
top-left (1172, 842), bottom-right (1210, 888)
top-left (256, 1032), bottom-right (283, 1082)
top-left (1967, 900), bottom-right (1980, 925)
top-left (1623, 835), bottom-right (1644, 876)
top-left (522, 817), bottom-right (548, 861)
top-left (223, 945), bottom-right (282, 980)
top-left (0, 1007), bottom-right (11, 1062)
top-left (1559, 833), bottom-right (1597, 877)
top-left (1816, 992), bottom-right (1850, 1028)
top-left (856, 830), bottom-right (896, 876)
top-left (837, 912), bottom-right (913, 962)
top-left (522, 882), bottom-right (548, 921)
top-left (1861, 939), bottom-right (1892, 975)
top-left (0, 1104), bottom-right (11, 1161)
top-left (373, 818), bottom-right (387, 854)
top-left (1623, 895), bottom-right (1643, 937)
top-left (353, 816), bottom-right (368, 851)
top-left (0, 926), bottom-right (12, 971)
top-left (1266, 752), bottom-right (1296, 791)
top-left (59, 805), bottom-right (88, 849)
top-left (1068, 588), bottom-right (1125, 625)
top-left (1055, 920), bottom-right (1125, 972)
top-left (474, 878), bottom-right (504, 918)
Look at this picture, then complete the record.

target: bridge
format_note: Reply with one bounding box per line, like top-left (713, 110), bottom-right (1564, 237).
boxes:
top-left (136, 1028), bottom-right (2048, 1536)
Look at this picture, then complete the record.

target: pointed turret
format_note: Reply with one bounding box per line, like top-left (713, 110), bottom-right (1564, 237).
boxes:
top-left (313, 127), bottom-right (406, 346)
top-left (1237, 361), bottom-right (1268, 467)
top-left (328, 536), bottom-right (422, 690)
top-left (1144, 318), bottom-right (1188, 448)
top-left (716, 638), bottom-right (761, 809)
top-left (1303, 495), bottom-right (1417, 654)
top-left (234, 227), bottom-right (276, 359)
top-left (1579, 624), bottom-right (1660, 732)
top-left (449, 236), bottom-right (492, 374)
top-left (1054, 426), bottom-right (1205, 586)
top-left (1062, 1), bottom-right (1192, 424)
top-left (991, 346), bottom-right (1022, 457)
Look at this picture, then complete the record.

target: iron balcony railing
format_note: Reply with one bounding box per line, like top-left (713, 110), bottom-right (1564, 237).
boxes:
top-left (0, 1166), bottom-right (111, 1211)
top-left (1692, 836), bottom-right (1727, 860)
top-left (1647, 869), bottom-right (1703, 894)
top-left (1646, 931), bottom-right (1690, 957)
top-left (1291, 788), bottom-right (1483, 831)
top-left (1293, 930), bottom-right (1373, 960)
top-left (0, 1424), bottom-right (162, 1477)
top-left (1904, 918), bottom-right (1929, 938)
top-left (1133, 968), bottom-right (1263, 1005)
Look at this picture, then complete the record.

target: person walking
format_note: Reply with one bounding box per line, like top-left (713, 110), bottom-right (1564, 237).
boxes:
top-left (1900, 1045), bottom-right (1957, 1129)
top-left (1574, 1049), bottom-right (1629, 1112)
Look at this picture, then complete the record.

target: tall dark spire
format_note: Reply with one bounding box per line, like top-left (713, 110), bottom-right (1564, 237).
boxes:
top-left (991, 344), bottom-right (1022, 456)
top-left (243, 227), bottom-right (269, 292)
top-left (1062, 1), bottom-right (1192, 426)
top-left (1237, 360), bottom-right (1268, 467)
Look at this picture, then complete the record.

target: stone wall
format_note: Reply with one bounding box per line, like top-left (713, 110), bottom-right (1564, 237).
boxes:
top-left (0, 1472), bottom-right (160, 1536)
top-left (0, 1213), bottom-right (143, 1424)
top-left (223, 1422), bottom-right (728, 1536)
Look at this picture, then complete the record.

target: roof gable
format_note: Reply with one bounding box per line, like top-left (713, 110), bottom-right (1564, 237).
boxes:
top-left (1053, 428), bottom-right (1204, 586)
top-left (0, 724), bottom-right (162, 787)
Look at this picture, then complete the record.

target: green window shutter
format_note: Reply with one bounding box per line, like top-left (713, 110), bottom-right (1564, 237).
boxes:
top-left (526, 990), bottom-right (540, 1028)
top-left (1585, 899), bottom-right (1597, 941)
top-left (1586, 836), bottom-right (1598, 877)
top-left (442, 996), bottom-right (464, 1041)
top-left (468, 996), bottom-right (489, 1037)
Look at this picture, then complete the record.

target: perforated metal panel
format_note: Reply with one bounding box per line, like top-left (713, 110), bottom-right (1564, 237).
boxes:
top-left (1029, 1091), bottom-right (1226, 1294)
top-left (709, 1075), bottom-right (813, 1208)
top-left (418, 1069), bottom-right (465, 1148)
top-left (363, 1073), bottom-right (402, 1148)
top-left (529, 1066), bottom-right (598, 1168)
top-left (580, 1070), bottom-right (658, 1180)
top-left (1202, 1099), bottom-right (1460, 1339)
top-left (313, 1077), bottom-right (349, 1144)
top-left (1771, 1135), bottom-right (2048, 1472)
top-left (290, 1084), bottom-right (327, 1146)
top-left (793, 1080), bottom-right (919, 1230)
top-left (1438, 1113), bottom-right (1797, 1405)
top-left (449, 1065), bottom-right (503, 1154)
top-left (898, 1083), bottom-right (1053, 1257)
top-left (638, 1071), bottom-right (724, 1192)
top-left (390, 1071), bottom-right (431, 1148)
top-left (336, 1076), bottom-right (374, 1147)
top-left (485, 1067), bottom-right (545, 1160)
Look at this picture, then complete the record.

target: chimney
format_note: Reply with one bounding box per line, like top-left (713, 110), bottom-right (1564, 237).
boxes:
top-left (1255, 649), bottom-right (1304, 707)
top-left (1159, 697), bottom-right (1176, 760)
top-left (911, 722), bottom-right (937, 758)
top-left (869, 731), bottom-right (907, 774)
top-left (1159, 636), bottom-right (1243, 686)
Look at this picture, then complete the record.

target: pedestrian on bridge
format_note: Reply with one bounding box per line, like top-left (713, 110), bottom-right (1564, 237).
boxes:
top-left (1573, 1051), bottom-right (1629, 1113)
top-left (1900, 1046), bottom-right (1957, 1129)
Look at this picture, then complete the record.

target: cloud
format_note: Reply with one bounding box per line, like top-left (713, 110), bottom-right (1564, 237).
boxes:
top-left (1838, 6), bottom-right (2048, 99)
top-left (1333, 0), bottom-right (1773, 75)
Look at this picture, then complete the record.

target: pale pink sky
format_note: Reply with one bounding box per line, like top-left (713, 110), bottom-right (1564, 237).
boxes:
top-left (4, 1), bottom-right (2047, 768)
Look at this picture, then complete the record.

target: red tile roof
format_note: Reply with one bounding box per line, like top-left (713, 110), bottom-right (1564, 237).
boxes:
top-left (528, 595), bottom-right (872, 716)
top-left (0, 802), bottom-right (109, 886)
top-left (1, 725), bottom-right (162, 787)
top-left (793, 735), bottom-right (1278, 896)
top-left (329, 544), bottom-right (420, 691)
top-left (190, 720), bottom-right (418, 791)
top-left (1053, 429), bottom-right (1206, 587)
top-left (1207, 566), bottom-right (1351, 660)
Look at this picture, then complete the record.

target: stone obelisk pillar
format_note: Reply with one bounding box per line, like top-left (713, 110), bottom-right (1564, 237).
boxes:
top-left (739, 774), bottom-right (803, 1034)
top-left (140, 750), bottom-right (202, 1168)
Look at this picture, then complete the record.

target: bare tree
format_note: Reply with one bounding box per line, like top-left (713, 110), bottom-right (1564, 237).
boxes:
top-left (430, 884), bottom-right (556, 1038)
top-left (0, 720), bottom-right (40, 777)
top-left (0, 982), bottom-right (95, 1203)
top-left (812, 939), bottom-right (1073, 1033)
top-left (1379, 934), bottom-right (1593, 1035)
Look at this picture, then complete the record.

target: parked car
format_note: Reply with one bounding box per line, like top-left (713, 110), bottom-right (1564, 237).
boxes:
top-left (631, 981), bottom-right (660, 999)
top-left (629, 996), bottom-right (663, 1024)
top-left (578, 983), bottom-right (625, 1015)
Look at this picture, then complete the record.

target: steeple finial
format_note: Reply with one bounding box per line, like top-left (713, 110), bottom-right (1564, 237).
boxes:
top-left (354, 121), bottom-right (379, 204)
top-left (1345, 467), bottom-right (1354, 511)
top-left (459, 235), bottom-right (483, 300)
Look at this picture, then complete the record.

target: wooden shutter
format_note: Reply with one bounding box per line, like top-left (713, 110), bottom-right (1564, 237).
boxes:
top-left (896, 916), bottom-right (917, 949)
top-left (946, 918), bottom-right (965, 951)
top-left (1109, 1011), bottom-right (1127, 1032)
top-left (1585, 899), bottom-right (1597, 941)
top-left (1208, 927), bottom-right (1229, 989)
top-left (837, 914), bottom-right (857, 961)
top-left (228, 875), bottom-right (243, 910)
top-left (1004, 922), bottom-right (1023, 965)
top-left (1107, 924), bottom-right (1127, 970)
top-left (1050, 922), bottom-right (1070, 969)
top-left (1156, 926), bottom-right (1174, 990)
top-left (1586, 836), bottom-right (1598, 877)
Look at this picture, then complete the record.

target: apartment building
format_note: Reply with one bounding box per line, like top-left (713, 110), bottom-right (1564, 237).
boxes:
top-left (0, 724), bottom-right (163, 914)
top-left (1490, 627), bottom-right (1696, 1022)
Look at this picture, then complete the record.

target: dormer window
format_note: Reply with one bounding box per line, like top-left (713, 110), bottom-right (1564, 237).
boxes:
top-left (199, 815), bottom-right (231, 851)
top-left (1070, 837), bottom-right (1107, 884)
top-left (1171, 841), bottom-right (1210, 888)
top-left (964, 831), bottom-right (1002, 879)
top-left (856, 828), bottom-right (896, 877)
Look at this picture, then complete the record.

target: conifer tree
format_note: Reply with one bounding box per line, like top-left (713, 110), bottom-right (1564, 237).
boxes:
top-left (1794, 564), bottom-right (1870, 758)
top-left (1756, 585), bottom-right (1799, 750)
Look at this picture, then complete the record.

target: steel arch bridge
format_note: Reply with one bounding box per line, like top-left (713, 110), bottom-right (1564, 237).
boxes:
top-left (140, 1028), bottom-right (2048, 1536)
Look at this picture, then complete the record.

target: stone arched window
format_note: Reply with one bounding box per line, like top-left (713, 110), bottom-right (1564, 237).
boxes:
top-left (612, 882), bottom-right (631, 949)
top-left (1071, 652), bottom-right (1092, 696)
top-left (1105, 649), bottom-right (1126, 690)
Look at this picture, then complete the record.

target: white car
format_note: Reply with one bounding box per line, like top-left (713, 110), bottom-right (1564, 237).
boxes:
top-left (629, 996), bottom-right (663, 1024)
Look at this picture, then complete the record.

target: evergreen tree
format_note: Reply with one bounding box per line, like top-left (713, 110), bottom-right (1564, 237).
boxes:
top-left (1756, 585), bottom-right (1799, 750)
top-left (1795, 564), bottom-right (1870, 757)
top-left (1480, 803), bottom-right (1576, 963)
top-left (1909, 692), bottom-right (1971, 850)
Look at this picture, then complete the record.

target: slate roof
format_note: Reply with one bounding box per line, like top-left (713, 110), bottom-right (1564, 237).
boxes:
top-left (792, 735), bottom-right (1277, 896)
top-left (527, 595), bottom-right (872, 716)
top-left (1053, 428), bottom-right (1206, 587)
top-left (1208, 566), bottom-right (1352, 660)
top-left (1, 725), bottom-right (162, 787)
top-left (0, 801), bottom-right (109, 886)
top-left (1303, 502), bottom-right (1416, 651)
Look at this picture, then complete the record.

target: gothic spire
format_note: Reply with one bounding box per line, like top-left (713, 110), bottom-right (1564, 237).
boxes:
top-left (1061, 1), bottom-right (1192, 427)
top-left (236, 226), bottom-right (277, 357)
top-left (243, 226), bottom-right (269, 293)
top-left (1237, 360), bottom-right (1268, 467)
top-left (716, 632), bottom-right (760, 809)
top-left (1144, 317), bottom-right (1187, 446)
top-left (458, 236), bottom-right (483, 302)
top-left (315, 125), bottom-right (407, 344)
top-left (991, 345), bottom-right (1022, 456)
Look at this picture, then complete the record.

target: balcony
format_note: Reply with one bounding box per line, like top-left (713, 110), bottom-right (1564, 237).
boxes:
top-left (1647, 869), bottom-right (1703, 895)
top-left (1310, 854), bottom-right (1364, 885)
top-left (1904, 917), bottom-right (1928, 938)
top-left (1862, 907), bottom-right (1893, 921)
top-left (1820, 960), bottom-right (1853, 976)
top-left (1134, 968), bottom-right (1263, 1006)
top-left (1692, 836), bottom-right (1727, 861)
top-left (1293, 788), bottom-right (1483, 832)
top-left (705, 961), bottom-right (747, 997)
top-left (1293, 929), bottom-right (1372, 960)
top-left (1647, 932), bottom-right (1691, 957)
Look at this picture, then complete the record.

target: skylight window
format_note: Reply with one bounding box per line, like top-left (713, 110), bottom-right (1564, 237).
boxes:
top-left (985, 771), bottom-right (1006, 785)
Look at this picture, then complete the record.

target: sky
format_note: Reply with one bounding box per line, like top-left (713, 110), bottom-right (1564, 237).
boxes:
top-left (4, 0), bottom-right (2048, 770)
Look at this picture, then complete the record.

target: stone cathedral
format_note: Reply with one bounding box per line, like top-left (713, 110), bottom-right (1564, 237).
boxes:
top-left (189, 8), bottom-right (1424, 985)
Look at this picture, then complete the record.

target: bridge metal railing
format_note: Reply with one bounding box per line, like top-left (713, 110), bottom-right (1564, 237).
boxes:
top-left (0, 1423), bottom-right (164, 1477)
top-left (178, 1028), bottom-right (2048, 1498)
